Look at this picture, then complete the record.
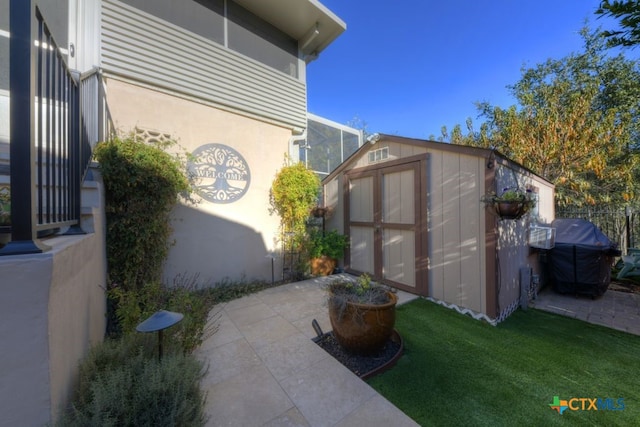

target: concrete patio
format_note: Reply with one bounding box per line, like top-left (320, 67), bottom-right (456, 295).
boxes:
top-left (195, 275), bottom-right (420, 427)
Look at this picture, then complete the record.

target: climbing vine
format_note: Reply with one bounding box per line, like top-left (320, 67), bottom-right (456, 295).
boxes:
top-left (269, 157), bottom-right (319, 249)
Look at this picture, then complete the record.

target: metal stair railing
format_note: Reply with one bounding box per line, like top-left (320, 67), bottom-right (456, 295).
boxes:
top-left (1, 1), bottom-right (110, 255)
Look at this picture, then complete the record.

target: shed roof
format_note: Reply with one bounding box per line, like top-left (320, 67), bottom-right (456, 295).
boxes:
top-left (321, 133), bottom-right (554, 187)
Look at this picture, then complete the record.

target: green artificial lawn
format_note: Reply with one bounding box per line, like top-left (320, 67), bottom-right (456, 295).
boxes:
top-left (368, 299), bottom-right (640, 426)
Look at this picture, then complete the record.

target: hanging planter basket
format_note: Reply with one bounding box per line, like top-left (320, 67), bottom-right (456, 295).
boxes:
top-left (482, 188), bottom-right (536, 221)
top-left (495, 201), bottom-right (527, 220)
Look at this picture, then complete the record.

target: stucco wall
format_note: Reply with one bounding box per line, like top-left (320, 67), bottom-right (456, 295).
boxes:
top-left (0, 179), bottom-right (107, 426)
top-left (104, 79), bottom-right (290, 284)
top-left (0, 256), bottom-right (52, 426)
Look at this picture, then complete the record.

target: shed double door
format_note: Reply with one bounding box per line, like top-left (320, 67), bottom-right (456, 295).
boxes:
top-left (345, 155), bottom-right (428, 295)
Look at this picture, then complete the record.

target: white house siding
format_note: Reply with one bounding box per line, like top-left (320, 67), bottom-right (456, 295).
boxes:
top-left (101, 0), bottom-right (307, 131)
top-left (105, 79), bottom-right (289, 283)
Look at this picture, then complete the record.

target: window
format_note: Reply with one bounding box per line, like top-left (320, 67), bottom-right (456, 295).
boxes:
top-left (301, 116), bottom-right (363, 178)
top-left (121, 0), bottom-right (225, 45)
top-left (121, 0), bottom-right (297, 78)
top-left (368, 147), bottom-right (389, 164)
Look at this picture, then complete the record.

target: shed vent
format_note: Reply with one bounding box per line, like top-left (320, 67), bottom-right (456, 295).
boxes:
top-left (368, 146), bottom-right (388, 164)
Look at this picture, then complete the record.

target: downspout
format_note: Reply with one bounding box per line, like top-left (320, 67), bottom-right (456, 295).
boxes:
top-left (288, 127), bottom-right (307, 165)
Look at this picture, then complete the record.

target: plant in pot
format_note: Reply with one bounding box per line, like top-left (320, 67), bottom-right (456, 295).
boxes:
top-left (482, 187), bottom-right (536, 220)
top-left (0, 186), bottom-right (9, 225)
top-left (327, 273), bottom-right (397, 355)
top-left (308, 228), bottom-right (349, 276)
top-left (0, 186), bottom-right (10, 245)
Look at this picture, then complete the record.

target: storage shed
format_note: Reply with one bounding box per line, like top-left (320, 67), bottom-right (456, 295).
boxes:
top-left (322, 134), bottom-right (555, 323)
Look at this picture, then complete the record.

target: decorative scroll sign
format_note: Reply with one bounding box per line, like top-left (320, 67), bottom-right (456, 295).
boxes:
top-left (188, 144), bottom-right (251, 204)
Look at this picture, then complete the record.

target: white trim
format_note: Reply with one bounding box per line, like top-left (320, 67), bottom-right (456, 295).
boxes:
top-left (223, 0), bottom-right (228, 48)
top-left (308, 112), bottom-right (361, 135)
top-left (0, 29), bottom-right (10, 38)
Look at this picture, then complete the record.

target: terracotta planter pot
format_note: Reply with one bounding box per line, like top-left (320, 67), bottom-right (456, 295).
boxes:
top-left (310, 255), bottom-right (337, 276)
top-left (328, 291), bottom-right (397, 355)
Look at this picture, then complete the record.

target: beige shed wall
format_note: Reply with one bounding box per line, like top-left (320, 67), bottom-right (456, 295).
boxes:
top-left (325, 136), bottom-right (556, 321)
top-left (105, 79), bottom-right (290, 283)
top-left (324, 140), bottom-right (487, 314)
top-left (426, 148), bottom-right (486, 314)
top-left (492, 163), bottom-right (555, 318)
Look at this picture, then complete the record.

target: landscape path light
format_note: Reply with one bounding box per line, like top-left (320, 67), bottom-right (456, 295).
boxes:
top-left (136, 310), bottom-right (184, 360)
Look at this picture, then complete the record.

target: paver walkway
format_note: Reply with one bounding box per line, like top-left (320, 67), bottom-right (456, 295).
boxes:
top-left (196, 278), bottom-right (639, 426)
top-left (195, 275), bottom-right (419, 427)
top-left (530, 286), bottom-right (640, 336)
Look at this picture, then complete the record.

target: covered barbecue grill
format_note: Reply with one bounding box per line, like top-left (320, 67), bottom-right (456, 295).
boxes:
top-left (548, 218), bottom-right (621, 297)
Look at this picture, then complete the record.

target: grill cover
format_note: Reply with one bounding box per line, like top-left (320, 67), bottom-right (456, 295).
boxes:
top-left (548, 219), bottom-right (621, 297)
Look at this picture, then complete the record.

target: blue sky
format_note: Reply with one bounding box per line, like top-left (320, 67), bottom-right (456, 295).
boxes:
top-left (306, 0), bottom-right (629, 139)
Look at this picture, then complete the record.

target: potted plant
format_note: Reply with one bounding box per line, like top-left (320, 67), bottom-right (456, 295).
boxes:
top-left (0, 186), bottom-right (10, 246)
top-left (0, 187), bottom-right (11, 225)
top-left (308, 228), bottom-right (349, 276)
top-left (327, 274), bottom-right (397, 355)
top-left (482, 187), bottom-right (536, 220)
top-left (0, 186), bottom-right (10, 226)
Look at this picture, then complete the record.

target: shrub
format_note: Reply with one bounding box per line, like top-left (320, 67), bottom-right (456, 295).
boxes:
top-left (269, 159), bottom-right (320, 249)
top-left (307, 228), bottom-right (349, 260)
top-left (95, 135), bottom-right (189, 293)
top-left (0, 185), bottom-right (10, 225)
top-left (57, 334), bottom-right (206, 427)
top-left (109, 275), bottom-right (218, 354)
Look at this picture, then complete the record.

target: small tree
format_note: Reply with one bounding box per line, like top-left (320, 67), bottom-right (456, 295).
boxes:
top-left (597, 0), bottom-right (640, 48)
top-left (269, 158), bottom-right (320, 251)
top-left (448, 27), bottom-right (640, 208)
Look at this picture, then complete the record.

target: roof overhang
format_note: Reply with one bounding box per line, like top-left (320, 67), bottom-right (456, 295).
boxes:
top-left (233, 0), bottom-right (346, 60)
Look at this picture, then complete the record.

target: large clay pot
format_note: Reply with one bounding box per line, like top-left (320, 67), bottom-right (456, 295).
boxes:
top-left (328, 291), bottom-right (397, 355)
top-left (310, 255), bottom-right (337, 276)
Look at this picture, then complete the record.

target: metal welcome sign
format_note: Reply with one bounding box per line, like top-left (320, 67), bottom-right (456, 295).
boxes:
top-left (188, 143), bottom-right (251, 204)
